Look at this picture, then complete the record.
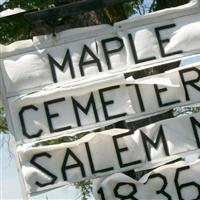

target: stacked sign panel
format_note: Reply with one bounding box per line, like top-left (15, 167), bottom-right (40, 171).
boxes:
top-left (18, 113), bottom-right (200, 194)
top-left (0, 0), bottom-right (200, 198)
top-left (93, 160), bottom-right (200, 200)
top-left (5, 62), bottom-right (200, 144)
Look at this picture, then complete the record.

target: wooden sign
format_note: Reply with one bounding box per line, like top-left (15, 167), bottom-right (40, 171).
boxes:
top-left (93, 160), bottom-right (200, 200)
top-left (17, 112), bottom-right (200, 194)
top-left (8, 62), bottom-right (200, 143)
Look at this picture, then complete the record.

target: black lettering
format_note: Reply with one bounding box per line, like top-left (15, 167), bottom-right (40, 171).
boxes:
top-left (113, 131), bottom-right (142, 168)
top-left (99, 86), bottom-right (127, 120)
top-left (101, 37), bottom-right (124, 69)
top-left (147, 173), bottom-right (171, 200)
top-left (85, 142), bottom-right (114, 173)
top-left (179, 67), bottom-right (200, 101)
top-left (30, 153), bottom-right (57, 187)
top-left (191, 117), bottom-right (200, 148)
top-left (154, 84), bottom-right (180, 107)
top-left (72, 93), bottom-right (99, 126)
top-left (141, 125), bottom-right (169, 161)
top-left (98, 187), bottom-right (106, 200)
top-left (128, 33), bottom-right (156, 64)
top-left (19, 105), bottom-right (43, 139)
top-left (62, 148), bottom-right (86, 181)
top-left (114, 182), bottom-right (137, 200)
top-left (134, 84), bottom-right (145, 112)
top-left (79, 45), bottom-right (102, 76)
top-left (155, 24), bottom-right (183, 57)
top-left (124, 73), bottom-right (145, 112)
top-left (48, 50), bottom-right (75, 83)
top-left (175, 166), bottom-right (200, 200)
top-left (44, 98), bottom-right (72, 132)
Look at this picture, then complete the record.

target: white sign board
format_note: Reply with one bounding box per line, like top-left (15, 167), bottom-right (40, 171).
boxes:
top-left (0, 0), bottom-right (200, 96)
top-left (93, 160), bottom-right (200, 200)
top-left (17, 112), bottom-right (200, 194)
top-left (1, 1), bottom-right (200, 197)
top-left (8, 62), bottom-right (200, 143)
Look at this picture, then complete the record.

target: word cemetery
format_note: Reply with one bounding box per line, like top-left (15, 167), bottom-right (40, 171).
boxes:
top-left (8, 63), bottom-right (200, 142)
top-left (0, 0), bottom-right (200, 198)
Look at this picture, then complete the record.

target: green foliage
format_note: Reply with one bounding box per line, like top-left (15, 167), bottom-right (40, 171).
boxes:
top-left (174, 107), bottom-right (200, 117)
top-left (0, 107), bottom-right (7, 133)
top-left (1, 0), bottom-right (55, 10)
top-left (74, 180), bottom-right (92, 200)
top-left (123, 0), bottom-right (142, 16)
top-left (37, 131), bottom-right (89, 146)
top-left (191, 107), bottom-right (200, 113)
top-left (0, 0), bottom-right (142, 44)
top-left (0, 0), bottom-right (191, 44)
top-left (0, 16), bottom-right (31, 44)
top-left (0, 0), bottom-right (57, 44)
top-left (150, 0), bottom-right (189, 12)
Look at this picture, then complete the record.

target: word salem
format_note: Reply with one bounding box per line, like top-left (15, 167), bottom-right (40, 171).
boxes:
top-left (20, 113), bottom-right (200, 192)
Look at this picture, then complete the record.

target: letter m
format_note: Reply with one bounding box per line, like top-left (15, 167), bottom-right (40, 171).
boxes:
top-left (141, 125), bottom-right (169, 161)
top-left (48, 49), bottom-right (75, 83)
